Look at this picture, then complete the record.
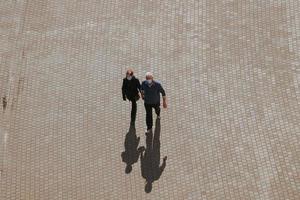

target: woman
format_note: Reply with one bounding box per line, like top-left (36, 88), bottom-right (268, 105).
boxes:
top-left (122, 69), bottom-right (141, 125)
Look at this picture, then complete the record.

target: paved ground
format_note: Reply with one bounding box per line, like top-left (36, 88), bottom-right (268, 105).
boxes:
top-left (1, 0), bottom-right (300, 199)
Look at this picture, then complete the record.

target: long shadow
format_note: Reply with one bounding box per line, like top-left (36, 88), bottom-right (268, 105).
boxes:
top-left (121, 124), bottom-right (142, 174)
top-left (140, 118), bottom-right (167, 193)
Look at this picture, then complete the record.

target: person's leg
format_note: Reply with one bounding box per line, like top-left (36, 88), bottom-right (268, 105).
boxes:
top-left (144, 103), bottom-right (153, 130)
top-left (154, 103), bottom-right (161, 118)
top-left (130, 100), bottom-right (137, 124)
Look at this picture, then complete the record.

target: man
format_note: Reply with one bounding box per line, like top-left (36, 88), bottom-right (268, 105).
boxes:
top-left (141, 72), bottom-right (167, 131)
top-left (122, 69), bottom-right (141, 125)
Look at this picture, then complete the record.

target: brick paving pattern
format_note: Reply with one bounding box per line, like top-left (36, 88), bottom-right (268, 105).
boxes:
top-left (1, 0), bottom-right (300, 199)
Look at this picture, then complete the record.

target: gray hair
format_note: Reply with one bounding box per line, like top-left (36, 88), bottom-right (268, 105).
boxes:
top-left (145, 72), bottom-right (153, 78)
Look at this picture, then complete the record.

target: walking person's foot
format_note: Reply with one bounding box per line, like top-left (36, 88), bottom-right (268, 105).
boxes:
top-left (138, 146), bottom-right (145, 152)
top-left (145, 128), bottom-right (152, 135)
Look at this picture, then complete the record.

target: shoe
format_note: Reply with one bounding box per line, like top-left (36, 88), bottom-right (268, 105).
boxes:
top-left (138, 146), bottom-right (145, 152)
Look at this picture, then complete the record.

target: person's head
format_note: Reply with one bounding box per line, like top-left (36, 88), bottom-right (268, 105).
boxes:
top-left (126, 68), bottom-right (134, 80)
top-left (125, 165), bottom-right (132, 174)
top-left (145, 181), bottom-right (152, 193)
top-left (145, 72), bottom-right (153, 84)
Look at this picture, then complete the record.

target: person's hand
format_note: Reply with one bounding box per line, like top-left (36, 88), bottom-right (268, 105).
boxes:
top-left (140, 91), bottom-right (144, 100)
top-left (163, 101), bottom-right (167, 108)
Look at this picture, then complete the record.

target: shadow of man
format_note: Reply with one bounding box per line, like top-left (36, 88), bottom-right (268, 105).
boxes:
top-left (121, 124), bottom-right (143, 174)
top-left (140, 118), bottom-right (167, 193)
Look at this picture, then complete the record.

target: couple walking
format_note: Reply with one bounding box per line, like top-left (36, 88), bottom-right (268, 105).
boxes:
top-left (122, 69), bottom-right (167, 131)
top-left (121, 68), bottom-right (168, 193)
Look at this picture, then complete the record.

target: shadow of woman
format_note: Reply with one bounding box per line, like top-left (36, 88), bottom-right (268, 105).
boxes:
top-left (121, 124), bottom-right (143, 174)
top-left (140, 118), bottom-right (167, 193)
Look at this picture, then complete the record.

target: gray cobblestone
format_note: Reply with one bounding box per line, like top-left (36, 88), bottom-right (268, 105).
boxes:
top-left (1, 0), bottom-right (300, 199)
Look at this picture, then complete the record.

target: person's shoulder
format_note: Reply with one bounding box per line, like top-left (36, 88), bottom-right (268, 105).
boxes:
top-left (154, 80), bottom-right (162, 85)
top-left (134, 76), bottom-right (140, 82)
top-left (140, 80), bottom-right (146, 88)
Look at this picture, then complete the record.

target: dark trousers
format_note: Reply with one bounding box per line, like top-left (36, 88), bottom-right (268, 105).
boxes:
top-left (130, 100), bottom-right (137, 124)
top-left (144, 103), bottom-right (160, 130)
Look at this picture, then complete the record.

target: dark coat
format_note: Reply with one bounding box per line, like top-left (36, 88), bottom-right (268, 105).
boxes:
top-left (122, 76), bottom-right (141, 101)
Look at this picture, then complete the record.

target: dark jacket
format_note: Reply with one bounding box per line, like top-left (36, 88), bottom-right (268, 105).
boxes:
top-left (141, 80), bottom-right (166, 104)
top-left (122, 76), bottom-right (141, 101)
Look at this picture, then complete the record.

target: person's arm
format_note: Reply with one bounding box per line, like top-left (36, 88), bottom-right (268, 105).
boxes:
top-left (159, 84), bottom-right (167, 108)
top-left (136, 79), bottom-right (142, 98)
top-left (136, 79), bottom-right (141, 92)
top-left (122, 79), bottom-right (126, 101)
top-left (140, 82), bottom-right (145, 99)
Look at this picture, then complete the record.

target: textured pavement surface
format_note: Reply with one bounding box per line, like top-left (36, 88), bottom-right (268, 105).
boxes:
top-left (1, 0), bottom-right (300, 199)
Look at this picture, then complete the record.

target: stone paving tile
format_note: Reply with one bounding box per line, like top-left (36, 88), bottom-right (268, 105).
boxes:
top-left (0, 0), bottom-right (300, 199)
